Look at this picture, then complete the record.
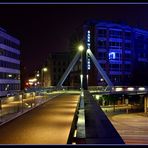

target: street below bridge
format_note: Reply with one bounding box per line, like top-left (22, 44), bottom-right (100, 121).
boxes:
top-left (0, 94), bottom-right (79, 144)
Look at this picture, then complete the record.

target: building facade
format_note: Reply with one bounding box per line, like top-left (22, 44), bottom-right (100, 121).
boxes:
top-left (45, 52), bottom-right (71, 87)
top-left (83, 20), bottom-right (148, 86)
top-left (0, 27), bottom-right (20, 97)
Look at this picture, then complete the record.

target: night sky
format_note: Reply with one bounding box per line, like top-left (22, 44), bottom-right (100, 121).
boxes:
top-left (0, 3), bottom-right (148, 79)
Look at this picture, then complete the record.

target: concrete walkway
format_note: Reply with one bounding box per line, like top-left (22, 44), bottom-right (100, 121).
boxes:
top-left (0, 94), bottom-right (79, 144)
top-left (108, 113), bottom-right (148, 144)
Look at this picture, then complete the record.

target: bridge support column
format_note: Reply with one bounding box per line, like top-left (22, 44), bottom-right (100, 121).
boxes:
top-left (144, 95), bottom-right (148, 114)
top-left (80, 45), bottom-right (88, 90)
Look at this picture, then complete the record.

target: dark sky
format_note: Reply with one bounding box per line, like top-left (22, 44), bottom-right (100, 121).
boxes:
top-left (0, 3), bottom-right (148, 79)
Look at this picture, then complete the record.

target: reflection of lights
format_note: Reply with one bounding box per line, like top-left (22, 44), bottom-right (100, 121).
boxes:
top-left (115, 87), bottom-right (123, 91)
top-left (127, 87), bottom-right (134, 91)
top-left (8, 96), bottom-right (15, 102)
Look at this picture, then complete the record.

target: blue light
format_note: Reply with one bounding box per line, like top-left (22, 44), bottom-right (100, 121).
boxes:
top-left (87, 30), bottom-right (91, 49)
top-left (88, 58), bottom-right (91, 70)
top-left (109, 52), bottom-right (116, 60)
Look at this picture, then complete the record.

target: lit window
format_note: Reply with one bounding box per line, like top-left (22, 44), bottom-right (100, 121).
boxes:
top-left (109, 52), bottom-right (116, 60)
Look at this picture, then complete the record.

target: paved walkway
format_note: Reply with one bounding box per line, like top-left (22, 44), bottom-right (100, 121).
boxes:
top-left (108, 113), bottom-right (148, 144)
top-left (0, 94), bottom-right (79, 144)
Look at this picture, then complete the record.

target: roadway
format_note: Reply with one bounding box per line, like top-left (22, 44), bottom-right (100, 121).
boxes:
top-left (0, 94), bottom-right (79, 144)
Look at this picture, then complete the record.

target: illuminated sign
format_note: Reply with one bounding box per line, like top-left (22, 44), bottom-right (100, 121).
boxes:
top-left (87, 30), bottom-right (91, 49)
top-left (87, 30), bottom-right (91, 70)
top-left (88, 58), bottom-right (90, 70)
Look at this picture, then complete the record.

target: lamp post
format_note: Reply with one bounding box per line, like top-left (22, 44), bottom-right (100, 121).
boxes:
top-left (78, 44), bottom-right (88, 90)
top-left (42, 67), bottom-right (48, 88)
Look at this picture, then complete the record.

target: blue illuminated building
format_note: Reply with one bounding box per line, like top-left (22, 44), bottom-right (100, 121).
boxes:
top-left (0, 27), bottom-right (20, 97)
top-left (84, 20), bottom-right (148, 86)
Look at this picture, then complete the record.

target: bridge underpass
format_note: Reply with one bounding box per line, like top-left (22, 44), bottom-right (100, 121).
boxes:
top-left (0, 94), bottom-right (79, 144)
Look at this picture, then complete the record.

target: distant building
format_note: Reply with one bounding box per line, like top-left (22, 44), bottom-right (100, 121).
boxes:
top-left (0, 27), bottom-right (20, 97)
top-left (44, 52), bottom-right (71, 87)
top-left (83, 20), bottom-right (148, 86)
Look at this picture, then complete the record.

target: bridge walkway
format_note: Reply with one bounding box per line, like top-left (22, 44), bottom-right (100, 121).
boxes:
top-left (0, 94), bottom-right (79, 144)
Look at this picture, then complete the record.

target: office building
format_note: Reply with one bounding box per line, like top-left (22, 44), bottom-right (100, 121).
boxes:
top-left (45, 52), bottom-right (71, 86)
top-left (83, 20), bottom-right (148, 86)
top-left (0, 27), bottom-right (20, 97)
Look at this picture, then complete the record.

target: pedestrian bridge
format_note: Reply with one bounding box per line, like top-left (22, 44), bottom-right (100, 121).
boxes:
top-left (0, 90), bottom-right (125, 144)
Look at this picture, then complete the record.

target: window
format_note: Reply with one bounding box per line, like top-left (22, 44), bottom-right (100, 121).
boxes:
top-left (109, 52), bottom-right (121, 60)
top-left (98, 29), bottom-right (107, 37)
top-left (124, 64), bottom-right (131, 71)
top-left (124, 53), bottom-right (131, 60)
top-left (98, 40), bottom-right (106, 48)
top-left (125, 43), bottom-right (131, 49)
top-left (109, 42), bottom-right (122, 49)
top-left (98, 52), bottom-right (106, 60)
top-left (125, 31), bottom-right (131, 39)
top-left (110, 64), bottom-right (121, 71)
top-left (111, 75), bottom-right (121, 82)
top-left (109, 30), bottom-right (122, 38)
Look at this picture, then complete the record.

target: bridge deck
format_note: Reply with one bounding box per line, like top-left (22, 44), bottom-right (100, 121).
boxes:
top-left (0, 94), bottom-right (79, 144)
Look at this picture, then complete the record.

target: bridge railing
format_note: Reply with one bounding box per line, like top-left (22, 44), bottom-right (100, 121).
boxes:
top-left (0, 88), bottom-right (64, 125)
top-left (89, 86), bottom-right (148, 94)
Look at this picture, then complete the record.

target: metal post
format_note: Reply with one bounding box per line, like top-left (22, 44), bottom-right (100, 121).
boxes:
top-left (0, 99), bottom-right (2, 122)
top-left (81, 45), bottom-right (88, 90)
top-left (21, 93), bottom-right (24, 113)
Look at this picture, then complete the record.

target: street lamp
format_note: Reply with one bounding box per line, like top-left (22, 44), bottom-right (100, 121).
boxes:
top-left (43, 67), bottom-right (48, 72)
top-left (78, 44), bottom-right (84, 91)
top-left (78, 44), bottom-right (88, 90)
top-left (42, 67), bottom-right (48, 87)
top-left (78, 45), bottom-right (84, 52)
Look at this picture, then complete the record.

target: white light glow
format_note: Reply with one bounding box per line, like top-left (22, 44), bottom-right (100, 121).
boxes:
top-left (29, 78), bottom-right (37, 82)
top-left (127, 87), bottom-right (134, 91)
top-left (96, 95), bottom-right (100, 100)
top-left (8, 74), bottom-right (12, 78)
top-left (115, 87), bottom-right (123, 91)
top-left (138, 87), bottom-right (145, 91)
top-left (36, 74), bottom-right (40, 77)
top-left (43, 68), bottom-right (48, 72)
top-left (100, 78), bottom-right (104, 82)
top-left (78, 45), bottom-right (84, 52)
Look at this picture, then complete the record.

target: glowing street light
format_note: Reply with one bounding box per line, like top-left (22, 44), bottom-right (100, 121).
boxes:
top-left (78, 45), bottom-right (84, 52)
top-left (43, 67), bottom-right (48, 72)
top-left (36, 73), bottom-right (40, 77)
